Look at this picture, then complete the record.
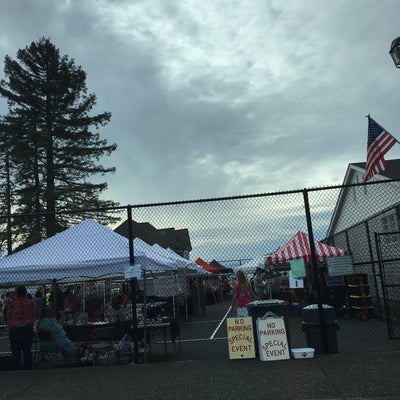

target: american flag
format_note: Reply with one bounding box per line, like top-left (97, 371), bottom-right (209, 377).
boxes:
top-left (365, 116), bottom-right (398, 182)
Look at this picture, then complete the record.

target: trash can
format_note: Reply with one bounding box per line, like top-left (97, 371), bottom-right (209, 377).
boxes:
top-left (247, 299), bottom-right (290, 355)
top-left (0, 355), bottom-right (12, 371)
top-left (301, 304), bottom-right (339, 354)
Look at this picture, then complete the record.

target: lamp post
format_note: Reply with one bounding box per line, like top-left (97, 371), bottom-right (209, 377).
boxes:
top-left (389, 37), bottom-right (400, 68)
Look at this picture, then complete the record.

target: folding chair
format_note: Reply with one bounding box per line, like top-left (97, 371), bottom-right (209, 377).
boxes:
top-left (83, 326), bottom-right (117, 366)
top-left (170, 317), bottom-right (181, 351)
top-left (149, 318), bottom-right (181, 361)
top-left (34, 330), bottom-right (62, 367)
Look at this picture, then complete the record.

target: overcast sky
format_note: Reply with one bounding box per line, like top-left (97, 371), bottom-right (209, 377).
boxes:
top-left (1, 0), bottom-right (400, 206)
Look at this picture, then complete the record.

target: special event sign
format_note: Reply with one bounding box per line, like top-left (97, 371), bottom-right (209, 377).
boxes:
top-left (226, 317), bottom-right (255, 359)
top-left (257, 316), bottom-right (290, 361)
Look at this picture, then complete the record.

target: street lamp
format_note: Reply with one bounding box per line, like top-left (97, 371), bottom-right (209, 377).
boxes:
top-left (389, 37), bottom-right (400, 68)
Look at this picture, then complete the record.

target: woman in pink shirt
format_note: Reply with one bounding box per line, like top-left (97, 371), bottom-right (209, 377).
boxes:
top-left (7, 286), bottom-right (36, 370)
top-left (231, 270), bottom-right (256, 317)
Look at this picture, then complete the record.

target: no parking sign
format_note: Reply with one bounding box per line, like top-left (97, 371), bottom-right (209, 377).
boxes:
top-left (226, 317), bottom-right (256, 359)
top-left (257, 314), bottom-right (290, 361)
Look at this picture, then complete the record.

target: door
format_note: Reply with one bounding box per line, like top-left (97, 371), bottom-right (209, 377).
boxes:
top-left (375, 231), bottom-right (400, 339)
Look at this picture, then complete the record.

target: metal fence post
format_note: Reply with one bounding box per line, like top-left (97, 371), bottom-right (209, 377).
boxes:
top-left (366, 221), bottom-right (382, 319)
top-left (127, 205), bottom-right (139, 363)
top-left (303, 189), bottom-right (329, 354)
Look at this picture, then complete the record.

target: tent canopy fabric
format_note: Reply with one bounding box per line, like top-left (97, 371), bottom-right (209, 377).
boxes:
top-left (195, 258), bottom-right (222, 274)
top-left (266, 231), bottom-right (349, 265)
top-left (153, 244), bottom-right (202, 272)
top-left (0, 219), bottom-right (131, 286)
top-left (133, 237), bottom-right (178, 271)
top-left (0, 219), bottom-right (192, 287)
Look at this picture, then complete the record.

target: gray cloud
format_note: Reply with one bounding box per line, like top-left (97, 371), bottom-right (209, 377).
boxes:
top-left (1, 0), bottom-right (400, 206)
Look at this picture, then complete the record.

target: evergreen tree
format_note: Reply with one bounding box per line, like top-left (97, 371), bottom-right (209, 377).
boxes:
top-left (0, 118), bottom-right (13, 254)
top-left (0, 37), bottom-right (118, 248)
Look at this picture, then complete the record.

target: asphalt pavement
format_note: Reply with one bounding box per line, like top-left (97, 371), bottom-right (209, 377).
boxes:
top-left (0, 350), bottom-right (399, 400)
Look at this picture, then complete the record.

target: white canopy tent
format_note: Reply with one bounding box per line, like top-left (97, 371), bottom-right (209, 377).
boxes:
top-left (0, 219), bottom-right (180, 287)
top-left (133, 237), bottom-right (178, 272)
top-left (137, 242), bottom-right (207, 298)
top-left (153, 244), bottom-right (204, 273)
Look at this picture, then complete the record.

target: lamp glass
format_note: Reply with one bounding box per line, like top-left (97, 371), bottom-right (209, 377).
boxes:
top-left (389, 37), bottom-right (400, 68)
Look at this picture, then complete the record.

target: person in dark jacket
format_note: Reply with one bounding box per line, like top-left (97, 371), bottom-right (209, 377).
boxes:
top-left (7, 286), bottom-right (36, 370)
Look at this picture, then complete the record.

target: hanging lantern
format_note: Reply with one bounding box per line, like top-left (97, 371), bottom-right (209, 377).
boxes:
top-left (389, 37), bottom-right (400, 68)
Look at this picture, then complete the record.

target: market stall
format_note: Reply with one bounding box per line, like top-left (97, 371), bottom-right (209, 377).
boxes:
top-left (0, 219), bottom-right (199, 363)
top-left (266, 231), bottom-right (349, 265)
top-left (266, 231), bottom-right (350, 309)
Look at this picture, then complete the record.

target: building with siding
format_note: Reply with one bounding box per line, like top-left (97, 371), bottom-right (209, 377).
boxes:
top-left (326, 159), bottom-right (400, 311)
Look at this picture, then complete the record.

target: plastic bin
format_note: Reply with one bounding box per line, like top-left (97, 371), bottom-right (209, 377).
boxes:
top-left (292, 303), bottom-right (300, 316)
top-left (247, 299), bottom-right (290, 319)
top-left (301, 304), bottom-right (339, 354)
top-left (247, 299), bottom-right (290, 356)
top-left (302, 304), bottom-right (335, 324)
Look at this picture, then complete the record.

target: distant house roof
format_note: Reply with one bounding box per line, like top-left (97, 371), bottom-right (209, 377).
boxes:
top-left (114, 220), bottom-right (192, 256)
top-left (175, 229), bottom-right (192, 253)
top-left (349, 159), bottom-right (400, 181)
top-left (155, 228), bottom-right (177, 248)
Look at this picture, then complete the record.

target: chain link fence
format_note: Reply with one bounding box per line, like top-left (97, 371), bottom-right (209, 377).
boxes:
top-left (1, 180), bottom-right (400, 366)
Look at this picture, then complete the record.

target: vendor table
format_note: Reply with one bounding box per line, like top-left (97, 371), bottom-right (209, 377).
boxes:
top-left (142, 322), bottom-right (170, 361)
top-left (64, 321), bottom-right (125, 342)
top-left (65, 320), bottom-right (173, 361)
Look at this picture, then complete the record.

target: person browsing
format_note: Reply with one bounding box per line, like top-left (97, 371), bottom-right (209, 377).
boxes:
top-left (231, 270), bottom-right (256, 317)
top-left (253, 267), bottom-right (265, 300)
top-left (37, 306), bottom-right (78, 362)
top-left (6, 286), bottom-right (36, 370)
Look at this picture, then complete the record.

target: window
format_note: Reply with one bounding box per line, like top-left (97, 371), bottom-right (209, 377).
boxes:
top-left (381, 213), bottom-right (400, 243)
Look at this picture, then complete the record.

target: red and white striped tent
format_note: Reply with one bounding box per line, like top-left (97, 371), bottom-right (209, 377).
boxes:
top-left (266, 231), bottom-right (349, 265)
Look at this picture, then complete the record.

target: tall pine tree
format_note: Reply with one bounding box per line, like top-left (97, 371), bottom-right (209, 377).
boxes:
top-left (0, 118), bottom-right (13, 254)
top-left (0, 37), bottom-right (118, 249)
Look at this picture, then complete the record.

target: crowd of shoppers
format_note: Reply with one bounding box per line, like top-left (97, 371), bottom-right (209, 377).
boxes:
top-left (1, 281), bottom-right (82, 369)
